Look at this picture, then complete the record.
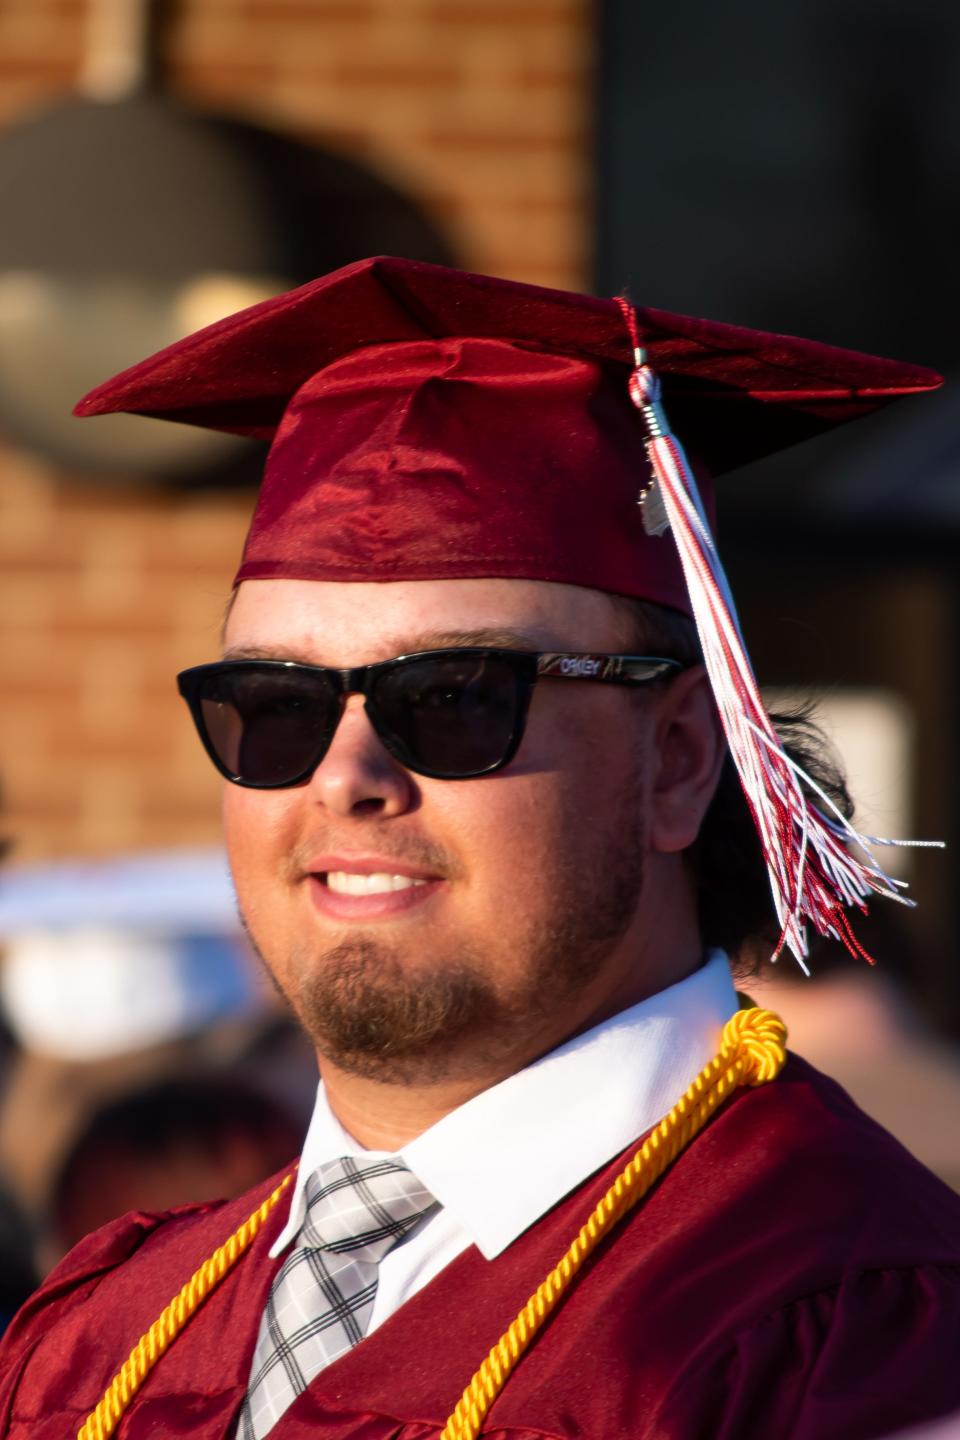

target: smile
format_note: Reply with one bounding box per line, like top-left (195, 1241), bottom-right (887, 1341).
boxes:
top-left (306, 860), bottom-right (444, 921)
top-left (324, 871), bottom-right (430, 896)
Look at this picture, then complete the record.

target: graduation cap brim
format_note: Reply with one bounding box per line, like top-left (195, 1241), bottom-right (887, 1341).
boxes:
top-left (74, 256), bottom-right (942, 478)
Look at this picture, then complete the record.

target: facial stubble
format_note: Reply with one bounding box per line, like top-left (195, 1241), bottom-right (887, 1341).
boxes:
top-left (242, 763), bottom-right (647, 1084)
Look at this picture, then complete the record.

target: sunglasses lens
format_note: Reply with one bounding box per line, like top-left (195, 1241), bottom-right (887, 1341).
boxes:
top-left (195, 666), bottom-right (340, 786)
top-left (373, 652), bottom-right (525, 777)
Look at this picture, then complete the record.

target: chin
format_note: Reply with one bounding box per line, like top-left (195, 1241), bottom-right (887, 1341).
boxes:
top-left (290, 936), bottom-right (501, 1079)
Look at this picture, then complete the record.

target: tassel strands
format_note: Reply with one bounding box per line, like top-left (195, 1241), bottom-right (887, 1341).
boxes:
top-left (439, 1007), bottom-right (788, 1440)
top-left (614, 296), bottom-right (939, 970)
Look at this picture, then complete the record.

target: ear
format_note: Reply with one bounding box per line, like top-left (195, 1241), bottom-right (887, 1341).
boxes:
top-left (648, 666), bottom-right (726, 854)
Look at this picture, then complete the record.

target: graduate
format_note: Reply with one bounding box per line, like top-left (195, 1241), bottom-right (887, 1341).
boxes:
top-left (2, 257), bottom-right (959, 1440)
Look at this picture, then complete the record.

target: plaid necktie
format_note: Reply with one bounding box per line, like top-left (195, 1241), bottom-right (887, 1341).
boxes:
top-left (238, 1155), bottom-right (437, 1440)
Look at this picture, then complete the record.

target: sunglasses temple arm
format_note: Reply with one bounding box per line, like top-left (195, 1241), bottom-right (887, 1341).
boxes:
top-left (535, 654), bottom-right (682, 684)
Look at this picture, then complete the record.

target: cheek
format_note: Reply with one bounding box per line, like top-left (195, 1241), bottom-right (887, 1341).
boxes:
top-left (520, 689), bottom-right (647, 816)
top-left (436, 759), bottom-right (623, 911)
top-left (494, 700), bottom-right (648, 878)
top-left (222, 786), bottom-right (295, 898)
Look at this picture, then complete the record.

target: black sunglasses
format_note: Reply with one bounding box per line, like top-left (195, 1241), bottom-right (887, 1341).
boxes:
top-left (177, 648), bottom-right (683, 787)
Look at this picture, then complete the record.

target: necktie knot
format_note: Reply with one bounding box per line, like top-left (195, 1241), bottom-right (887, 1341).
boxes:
top-left (300, 1154), bottom-right (437, 1259)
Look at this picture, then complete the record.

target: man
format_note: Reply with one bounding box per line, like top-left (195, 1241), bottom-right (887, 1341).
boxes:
top-left (2, 257), bottom-right (959, 1440)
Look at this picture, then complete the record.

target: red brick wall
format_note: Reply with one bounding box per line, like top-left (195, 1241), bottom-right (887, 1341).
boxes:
top-left (0, 0), bottom-right (593, 860)
top-left (173, 0), bottom-right (593, 290)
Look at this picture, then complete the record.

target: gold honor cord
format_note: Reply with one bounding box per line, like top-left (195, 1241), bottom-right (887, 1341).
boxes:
top-left (77, 1008), bottom-right (787, 1440)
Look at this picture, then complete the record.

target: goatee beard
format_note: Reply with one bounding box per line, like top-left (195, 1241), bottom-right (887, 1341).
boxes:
top-left (294, 940), bottom-right (506, 1083)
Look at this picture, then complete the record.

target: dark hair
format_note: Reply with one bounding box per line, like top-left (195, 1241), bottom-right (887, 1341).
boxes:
top-left (609, 596), bottom-right (855, 974)
top-left (50, 1075), bottom-right (304, 1244)
top-left (55, 1077), bottom-right (300, 1179)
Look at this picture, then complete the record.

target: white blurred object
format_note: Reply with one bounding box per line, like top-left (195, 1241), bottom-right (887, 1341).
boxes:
top-left (0, 848), bottom-right (238, 933)
top-left (0, 848), bottom-right (267, 1060)
top-left (1, 927), bottom-right (263, 1061)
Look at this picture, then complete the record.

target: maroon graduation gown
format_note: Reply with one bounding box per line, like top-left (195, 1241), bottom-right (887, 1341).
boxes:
top-left (2, 1054), bottom-right (960, 1440)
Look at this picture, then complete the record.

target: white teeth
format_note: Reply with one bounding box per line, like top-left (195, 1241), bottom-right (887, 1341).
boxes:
top-left (325, 871), bottom-right (429, 895)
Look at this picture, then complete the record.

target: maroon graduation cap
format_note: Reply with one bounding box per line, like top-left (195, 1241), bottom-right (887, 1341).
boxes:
top-left (75, 255), bottom-right (942, 968)
top-left (75, 255), bottom-right (939, 611)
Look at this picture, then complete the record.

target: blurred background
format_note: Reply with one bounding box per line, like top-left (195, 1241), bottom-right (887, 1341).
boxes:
top-left (0, 0), bottom-right (958, 1318)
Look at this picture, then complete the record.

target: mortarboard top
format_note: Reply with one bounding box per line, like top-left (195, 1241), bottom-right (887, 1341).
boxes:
top-left (75, 255), bottom-right (940, 453)
top-left (74, 256), bottom-right (942, 613)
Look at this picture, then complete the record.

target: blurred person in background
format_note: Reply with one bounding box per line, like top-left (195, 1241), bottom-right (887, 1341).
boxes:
top-left (1, 258), bottom-right (959, 1440)
top-left (754, 912), bottom-right (960, 1194)
top-left (47, 1076), bottom-right (304, 1267)
top-left (0, 1188), bottom-right (36, 1339)
top-left (0, 852), bottom-right (315, 1274)
top-left (0, 806), bottom-right (39, 1331)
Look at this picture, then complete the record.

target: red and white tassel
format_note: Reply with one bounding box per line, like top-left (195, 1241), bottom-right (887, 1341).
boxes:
top-left (615, 297), bottom-right (937, 970)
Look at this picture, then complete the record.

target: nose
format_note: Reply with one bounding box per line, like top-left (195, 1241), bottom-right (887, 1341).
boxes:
top-left (305, 694), bottom-right (417, 817)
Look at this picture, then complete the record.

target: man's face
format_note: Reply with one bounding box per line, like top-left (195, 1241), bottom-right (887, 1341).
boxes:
top-left (222, 577), bottom-right (684, 1084)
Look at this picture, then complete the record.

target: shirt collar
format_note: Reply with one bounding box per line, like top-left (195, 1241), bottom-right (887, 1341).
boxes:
top-left (271, 950), bottom-right (738, 1260)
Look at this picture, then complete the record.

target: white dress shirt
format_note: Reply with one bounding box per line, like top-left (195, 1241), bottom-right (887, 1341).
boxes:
top-left (269, 950), bottom-right (738, 1333)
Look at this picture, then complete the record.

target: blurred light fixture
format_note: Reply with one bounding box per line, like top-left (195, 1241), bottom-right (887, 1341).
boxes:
top-left (0, 0), bottom-right (452, 483)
